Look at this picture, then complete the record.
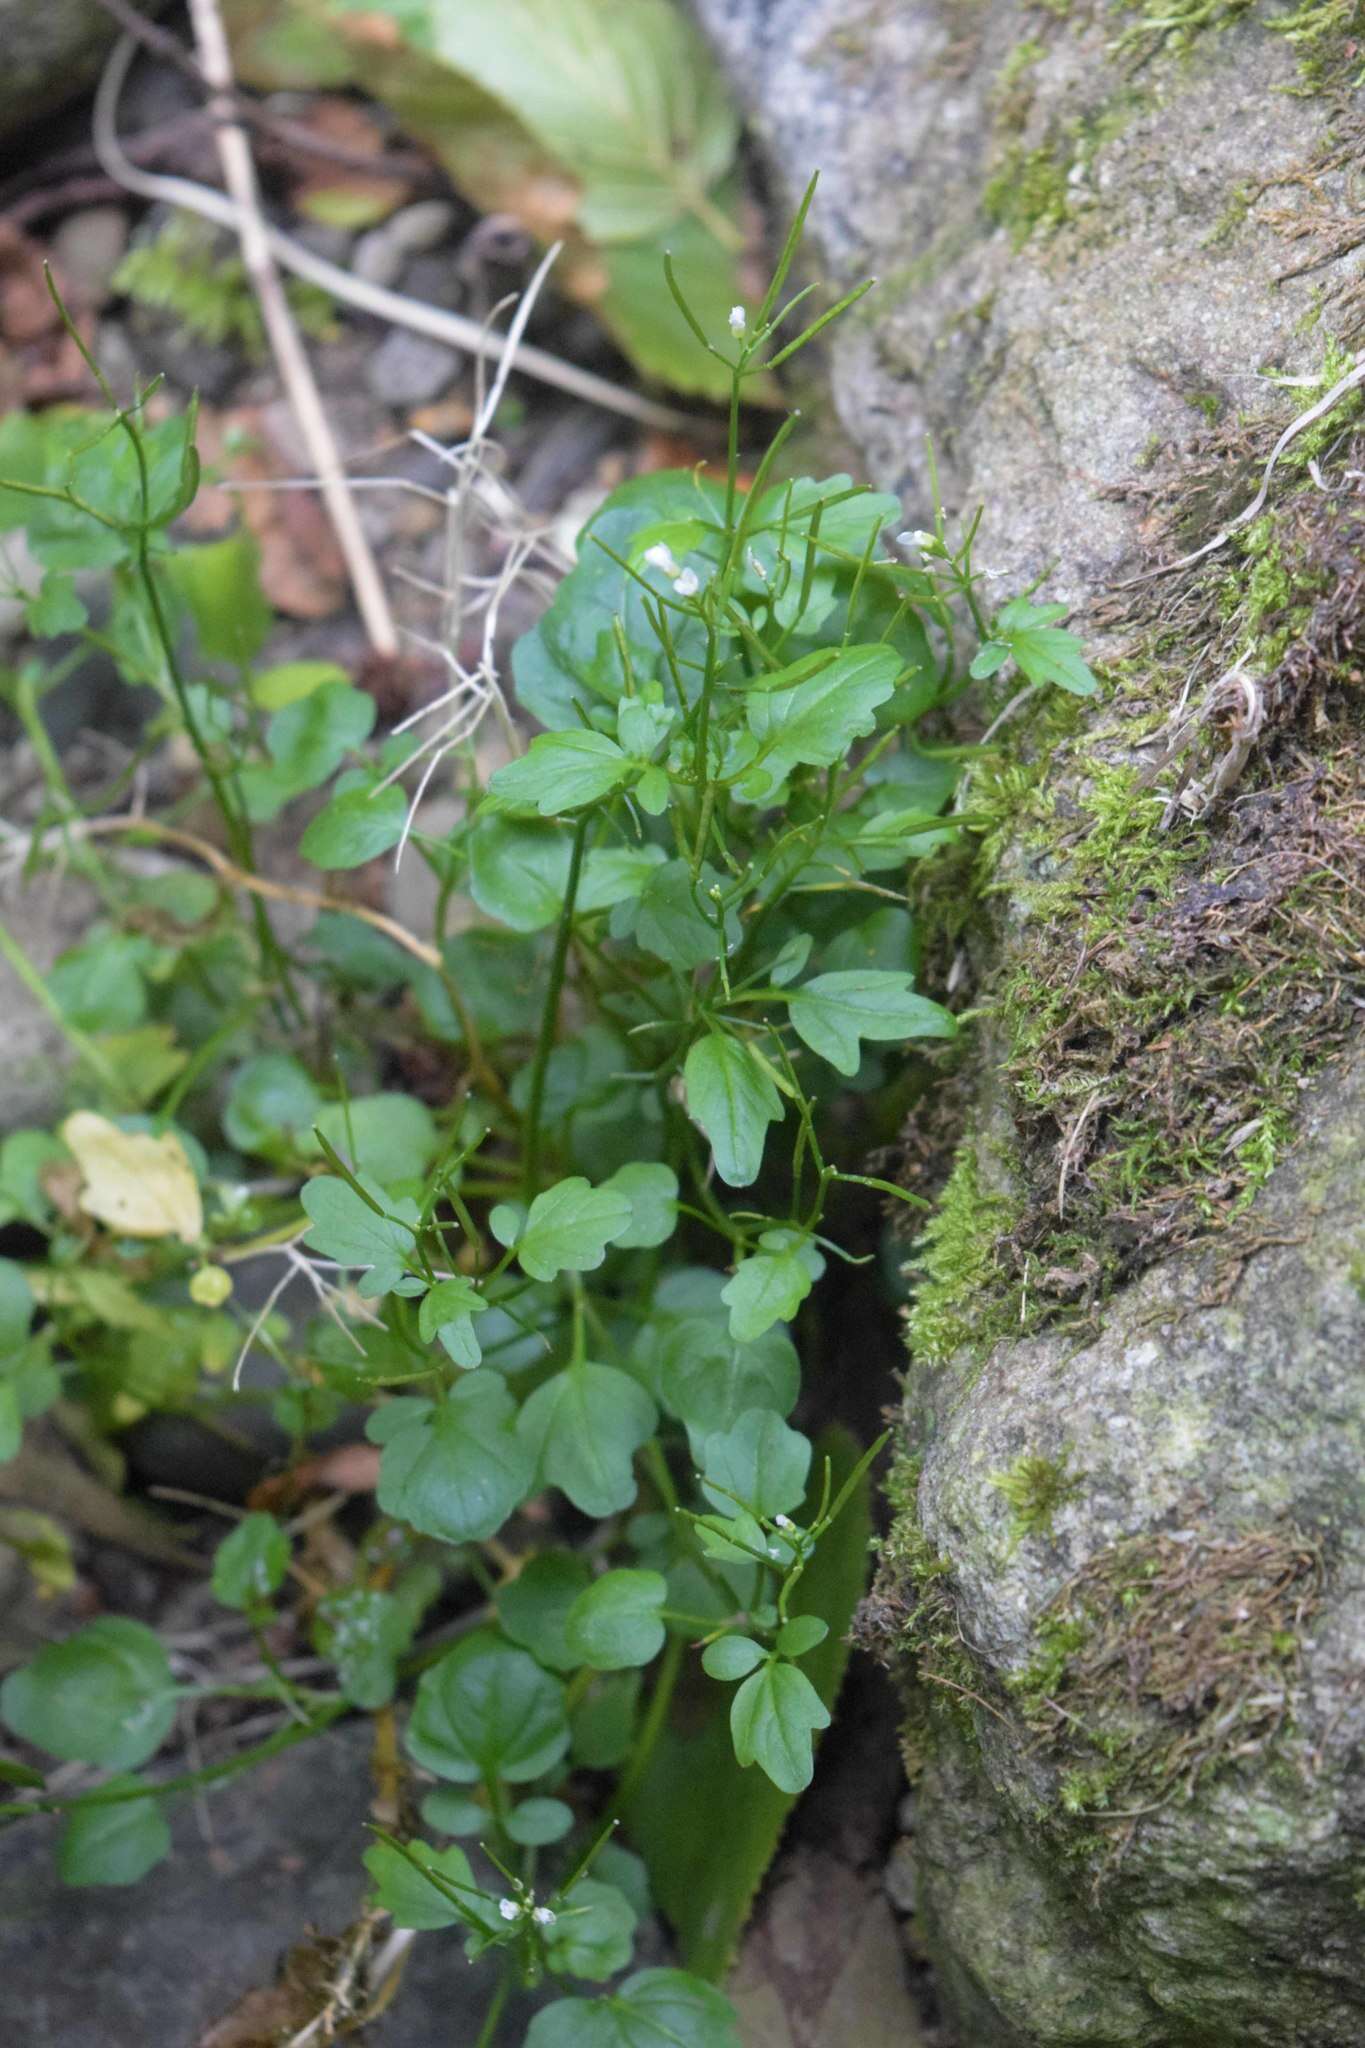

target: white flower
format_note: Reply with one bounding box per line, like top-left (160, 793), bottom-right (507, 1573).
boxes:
top-left (774, 1514), bottom-right (795, 1531)
top-left (745, 548), bottom-right (768, 583)
top-left (672, 567), bottom-right (700, 598)
top-left (498, 1898), bottom-right (520, 1923)
top-left (897, 529), bottom-right (937, 552)
top-left (729, 304), bottom-right (746, 337)
top-left (532, 1906), bottom-right (557, 1926)
top-left (643, 542), bottom-right (681, 579)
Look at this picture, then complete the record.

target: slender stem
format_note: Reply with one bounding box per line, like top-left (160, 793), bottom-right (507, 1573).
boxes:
top-left (0, 916), bottom-right (130, 1102)
top-left (611, 1632), bottom-right (684, 1817)
top-left (522, 813), bottom-right (589, 1197)
top-left (0, 1698), bottom-right (346, 1823)
top-left (474, 1967), bottom-right (512, 2048)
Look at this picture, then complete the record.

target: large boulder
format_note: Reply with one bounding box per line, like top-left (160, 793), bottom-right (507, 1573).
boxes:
top-left (693, 2), bottom-right (1365, 2041)
top-left (0, 0), bottom-right (128, 146)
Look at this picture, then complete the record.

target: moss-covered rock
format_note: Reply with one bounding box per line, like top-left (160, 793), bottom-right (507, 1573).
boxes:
top-left (697, 1), bottom-right (1365, 2038)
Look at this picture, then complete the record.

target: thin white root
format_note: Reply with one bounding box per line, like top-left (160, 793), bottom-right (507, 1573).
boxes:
top-left (94, 36), bottom-right (699, 436)
top-left (183, 0), bottom-right (398, 655)
top-left (1118, 349), bottom-right (1365, 588)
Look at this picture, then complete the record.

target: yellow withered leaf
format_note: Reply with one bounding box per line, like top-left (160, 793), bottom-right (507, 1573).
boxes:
top-left (61, 1112), bottom-right (203, 1246)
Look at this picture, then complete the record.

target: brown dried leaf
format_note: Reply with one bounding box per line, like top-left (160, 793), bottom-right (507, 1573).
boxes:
top-left (189, 403), bottom-right (346, 617)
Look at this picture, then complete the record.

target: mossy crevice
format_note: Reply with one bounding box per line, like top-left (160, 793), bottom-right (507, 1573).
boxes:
top-left (900, 354), bottom-right (1365, 1377)
top-left (1008, 1514), bottom-right (1323, 1847)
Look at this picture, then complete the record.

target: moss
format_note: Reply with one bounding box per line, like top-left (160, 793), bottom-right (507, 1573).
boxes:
top-left (989, 1449), bottom-right (1082, 1544)
top-left (982, 142), bottom-right (1072, 248)
top-left (1009, 1518), bottom-right (1323, 1842)
top-left (904, 1138), bottom-right (1023, 1368)
top-left (863, 1448), bottom-right (988, 1766)
top-left (899, 346), bottom-right (1365, 1371)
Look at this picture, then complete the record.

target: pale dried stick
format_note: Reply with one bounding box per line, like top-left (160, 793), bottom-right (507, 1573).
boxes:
top-left (94, 36), bottom-right (698, 434)
top-left (183, 0), bottom-right (398, 655)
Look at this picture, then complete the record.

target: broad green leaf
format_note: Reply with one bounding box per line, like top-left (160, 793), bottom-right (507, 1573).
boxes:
top-left (250, 658), bottom-right (349, 709)
top-left (517, 1360), bottom-right (657, 1517)
top-left (702, 1410), bottom-right (811, 1519)
top-left (970, 597), bottom-right (1098, 697)
top-left (633, 860), bottom-right (737, 972)
top-left (267, 681), bottom-right (376, 789)
top-left (364, 1837), bottom-right (480, 1930)
top-left (376, 1375), bottom-right (533, 1543)
top-left (744, 645), bottom-right (901, 794)
top-left (624, 1428), bottom-right (872, 1977)
top-left (470, 821), bottom-right (663, 934)
top-left (776, 1615), bottom-right (828, 1659)
top-left (0, 1618), bottom-right (176, 1770)
top-left (493, 1176), bottom-right (633, 1282)
top-left (730, 1660), bottom-right (830, 1795)
top-left (48, 933), bottom-right (149, 1033)
top-left (0, 1131), bottom-right (65, 1228)
top-left (571, 1670), bottom-right (641, 1769)
top-left (601, 1163), bottom-right (677, 1249)
top-left (406, 1631), bottom-right (570, 1785)
top-left (58, 1784), bottom-right (171, 1887)
top-left (544, 1879), bottom-right (637, 1982)
top-left (507, 1796), bottom-right (574, 1846)
top-left (700, 1636), bottom-right (764, 1681)
top-left (300, 1175), bottom-right (419, 1298)
top-left (682, 1034), bottom-right (783, 1189)
top-left (749, 474), bottom-right (903, 557)
top-left (313, 1584), bottom-right (422, 1708)
top-left (167, 531), bottom-right (271, 665)
top-left (489, 730), bottom-right (633, 815)
top-left (311, 1094), bottom-right (439, 1186)
top-left (512, 473), bottom-right (724, 731)
top-left (222, 1054), bottom-right (320, 1155)
top-left (211, 1512), bottom-right (289, 1610)
top-left (526, 1970), bottom-right (740, 2048)
top-left (420, 1788), bottom-right (487, 1837)
top-left (631, 1272), bottom-right (801, 1441)
top-left (418, 1276), bottom-right (488, 1370)
top-left (786, 970), bottom-right (956, 1076)
top-left (0, 1260), bottom-right (34, 1355)
top-left (564, 1570), bottom-right (667, 1670)
top-left (497, 1550), bottom-right (593, 1672)
top-left (299, 782), bottom-right (406, 868)
top-left (720, 1230), bottom-right (825, 1342)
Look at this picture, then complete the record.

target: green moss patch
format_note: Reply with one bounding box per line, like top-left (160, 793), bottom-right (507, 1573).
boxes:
top-left (902, 357), bottom-right (1365, 1371)
top-left (1010, 1517), bottom-right (1322, 1838)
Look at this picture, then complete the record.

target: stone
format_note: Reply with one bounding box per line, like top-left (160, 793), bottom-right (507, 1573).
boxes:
top-left (0, 0), bottom-right (126, 144)
top-left (694, 0), bottom-right (1362, 605)
top-left (49, 208), bottom-right (130, 312)
top-left (365, 326), bottom-right (462, 410)
top-left (693, 5), bottom-right (1365, 2041)
top-left (0, 1720), bottom-right (542, 2044)
top-left (908, 1045), bottom-right (1365, 2045)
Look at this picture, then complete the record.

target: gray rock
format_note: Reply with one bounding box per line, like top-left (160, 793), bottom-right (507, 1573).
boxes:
top-left (0, 1720), bottom-right (541, 2044)
top-left (49, 207), bottom-right (130, 312)
top-left (693, 0), bottom-right (1360, 605)
top-left (365, 326), bottom-right (462, 409)
top-left (693, 5), bottom-right (1365, 2041)
top-left (908, 1045), bottom-right (1365, 2045)
top-left (0, 0), bottom-right (124, 144)
top-left (354, 203), bottom-right (458, 291)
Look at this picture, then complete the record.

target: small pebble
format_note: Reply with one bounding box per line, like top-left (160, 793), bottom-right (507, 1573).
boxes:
top-left (50, 206), bottom-right (129, 309)
top-left (365, 326), bottom-right (462, 408)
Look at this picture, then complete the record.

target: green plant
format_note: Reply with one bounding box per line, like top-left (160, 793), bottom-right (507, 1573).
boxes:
top-left (0, 190), bottom-right (1094, 2040)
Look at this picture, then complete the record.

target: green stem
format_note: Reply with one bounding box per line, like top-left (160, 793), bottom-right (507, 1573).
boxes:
top-left (611, 1631), bottom-right (684, 1817)
top-left (0, 916), bottom-right (130, 1103)
top-left (0, 1697), bottom-right (346, 1823)
top-left (474, 1967), bottom-right (513, 2048)
top-left (523, 812), bottom-right (589, 1198)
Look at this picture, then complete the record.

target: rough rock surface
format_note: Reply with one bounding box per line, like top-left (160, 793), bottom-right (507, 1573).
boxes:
top-left (0, 0), bottom-right (132, 146)
top-left (694, 0), bottom-right (1359, 602)
top-left (912, 1045), bottom-right (1365, 2045)
top-left (692, 3), bottom-right (1365, 2041)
